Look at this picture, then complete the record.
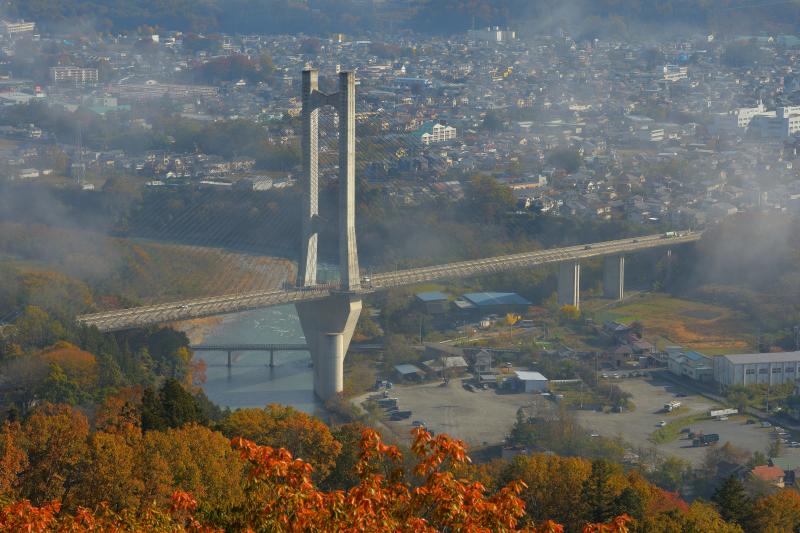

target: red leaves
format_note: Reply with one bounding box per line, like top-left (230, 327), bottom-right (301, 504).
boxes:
top-left (0, 499), bottom-right (60, 532)
top-left (2, 427), bottom-right (634, 532)
top-left (582, 514), bottom-right (632, 533)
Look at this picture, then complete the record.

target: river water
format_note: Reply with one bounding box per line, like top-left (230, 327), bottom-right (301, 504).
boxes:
top-left (196, 305), bottom-right (321, 413)
top-left (196, 265), bottom-right (340, 414)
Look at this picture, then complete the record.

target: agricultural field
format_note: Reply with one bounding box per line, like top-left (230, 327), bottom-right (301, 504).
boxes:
top-left (592, 293), bottom-right (755, 355)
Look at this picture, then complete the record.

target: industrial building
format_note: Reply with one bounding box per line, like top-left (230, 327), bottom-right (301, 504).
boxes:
top-left (713, 351), bottom-right (800, 387)
top-left (514, 370), bottom-right (549, 392)
top-left (667, 347), bottom-right (714, 382)
top-left (458, 292), bottom-right (531, 313)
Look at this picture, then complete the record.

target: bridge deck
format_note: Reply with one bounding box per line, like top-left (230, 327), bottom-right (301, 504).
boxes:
top-left (78, 232), bottom-right (701, 332)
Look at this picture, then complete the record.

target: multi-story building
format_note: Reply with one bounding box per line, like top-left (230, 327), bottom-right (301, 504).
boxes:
top-left (750, 106), bottom-right (800, 139)
top-left (731, 101), bottom-right (772, 129)
top-left (713, 351), bottom-right (800, 387)
top-left (418, 122), bottom-right (456, 145)
top-left (1, 20), bottom-right (35, 36)
top-left (663, 64), bottom-right (688, 82)
top-left (50, 67), bottom-right (99, 86)
top-left (112, 82), bottom-right (219, 101)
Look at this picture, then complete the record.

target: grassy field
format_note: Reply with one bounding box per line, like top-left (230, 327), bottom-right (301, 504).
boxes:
top-left (650, 413), bottom-right (710, 444)
top-left (592, 293), bottom-right (755, 354)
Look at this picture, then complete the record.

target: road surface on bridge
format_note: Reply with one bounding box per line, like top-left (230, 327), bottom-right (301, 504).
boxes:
top-left (78, 231), bottom-right (701, 332)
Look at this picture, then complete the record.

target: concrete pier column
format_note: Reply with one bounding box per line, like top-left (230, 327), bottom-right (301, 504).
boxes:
top-left (269, 350), bottom-right (275, 368)
top-left (338, 71), bottom-right (360, 290)
top-left (557, 261), bottom-right (581, 308)
top-left (295, 293), bottom-right (362, 400)
top-left (603, 255), bottom-right (625, 301)
top-left (227, 351), bottom-right (232, 368)
top-left (299, 69), bottom-right (319, 287)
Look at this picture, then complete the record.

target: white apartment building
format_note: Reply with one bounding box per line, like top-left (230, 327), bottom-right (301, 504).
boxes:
top-left (750, 106), bottom-right (800, 139)
top-left (111, 82), bottom-right (219, 100)
top-left (663, 64), bottom-right (688, 82)
top-left (732, 101), bottom-right (772, 129)
top-left (50, 67), bottom-right (99, 86)
top-left (468, 27), bottom-right (517, 43)
top-left (1, 20), bottom-right (35, 36)
top-left (419, 122), bottom-right (456, 145)
top-left (713, 351), bottom-right (800, 387)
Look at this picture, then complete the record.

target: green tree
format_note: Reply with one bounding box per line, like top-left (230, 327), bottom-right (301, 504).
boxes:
top-left (141, 379), bottom-right (204, 431)
top-left (581, 459), bottom-right (619, 523)
top-left (547, 146), bottom-right (583, 173)
top-left (464, 175), bottom-right (515, 222)
top-left (36, 363), bottom-right (83, 405)
top-left (712, 475), bottom-right (754, 528)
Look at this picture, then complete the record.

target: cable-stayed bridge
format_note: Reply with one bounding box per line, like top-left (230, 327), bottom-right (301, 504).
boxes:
top-left (79, 231), bottom-right (700, 333)
top-left (77, 69), bottom-right (702, 400)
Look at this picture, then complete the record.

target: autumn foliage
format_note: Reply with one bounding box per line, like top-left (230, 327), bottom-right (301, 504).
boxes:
top-left (0, 425), bottom-right (634, 532)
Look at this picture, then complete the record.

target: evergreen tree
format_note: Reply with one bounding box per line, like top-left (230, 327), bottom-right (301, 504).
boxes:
top-left (613, 487), bottom-right (645, 522)
top-left (581, 459), bottom-right (617, 523)
top-left (712, 475), bottom-right (754, 528)
top-left (141, 378), bottom-right (205, 431)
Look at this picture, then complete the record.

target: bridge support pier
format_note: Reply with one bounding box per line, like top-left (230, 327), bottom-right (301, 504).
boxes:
top-left (603, 255), bottom-right (625, 301)
top-left (295, 293), bottom-right (362, 401)
top-left (227, 351), bottom-right (232, 368)
top-left (558, 261), bottom-right (580, 308)
top-left (269, 350), bottom-right (275, 368)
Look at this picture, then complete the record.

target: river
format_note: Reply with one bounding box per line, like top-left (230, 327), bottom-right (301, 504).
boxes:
top-left (197, 305), bottom-right (320, 413)
top-left (195, 266), bottom-right (340, 414)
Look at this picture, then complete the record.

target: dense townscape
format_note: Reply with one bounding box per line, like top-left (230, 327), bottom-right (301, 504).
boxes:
top-left (3, 2), bottom-right (800, 532)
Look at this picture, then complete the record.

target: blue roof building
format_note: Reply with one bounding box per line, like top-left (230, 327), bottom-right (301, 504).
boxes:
top-left (462, 292), bottom-right (531, 307)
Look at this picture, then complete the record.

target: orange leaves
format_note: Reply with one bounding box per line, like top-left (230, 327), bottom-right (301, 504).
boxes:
top-left (533, 520), bottom-right (565, 533)
top-left (39, 341), bottom-right (98, 388)
top-left (582, 514), bottom-right (632, 533)
top-left (0, 499), bottom-right (60, 532)
top-left (2, 423), bottom-right (638, 532)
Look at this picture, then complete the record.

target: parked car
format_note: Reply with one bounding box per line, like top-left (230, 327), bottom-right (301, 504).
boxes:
top-left (657, 421), bottom-right (667, 427)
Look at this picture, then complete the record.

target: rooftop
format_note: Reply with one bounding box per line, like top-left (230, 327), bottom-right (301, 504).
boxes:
top-left (721, 351), bottom-right (800, 365)
top-left (416, 291), bottom-right (449, 302)
top-left (751, 465), bottom-right (785, 482)
top-left (394, 363), bottom-right (424, 375)
top-left (514, 370), bottom-right (548, 381)
top-left (462, 292), bottom-right (531, 307)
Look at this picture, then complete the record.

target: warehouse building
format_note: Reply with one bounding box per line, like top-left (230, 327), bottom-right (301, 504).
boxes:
top-left (713, 351), bottom-right (800, 387)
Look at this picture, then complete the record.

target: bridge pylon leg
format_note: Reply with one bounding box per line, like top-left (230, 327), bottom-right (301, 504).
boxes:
top-left (603, 255), bottom-right (625, 301)
top-left (295, 293), bottom-right (362, 401)
top-left (557, 260), bottom-right (581, 308)
top-left (227, 351), bottom-right (232, 368)
top-left (269, 350), bottom-right (275, 368)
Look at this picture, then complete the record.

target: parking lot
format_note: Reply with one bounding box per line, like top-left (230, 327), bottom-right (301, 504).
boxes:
top-left (577, 375), bottom-right (800, 465)
top-left (357, 374), bottom-right (800, 465)
top-left (367, 379), bottom-right (549, 447)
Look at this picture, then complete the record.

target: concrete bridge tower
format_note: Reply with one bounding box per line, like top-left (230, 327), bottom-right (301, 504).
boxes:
top-left (295, 69), bottom-right (362, 400)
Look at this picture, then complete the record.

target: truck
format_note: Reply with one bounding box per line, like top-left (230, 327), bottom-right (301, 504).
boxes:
top-left (663, 231), bottom-right (676, 238)
top-left (377, 397), bottom-right (398, 409)
top-left (692, 433), bottom-right (720, 447)
top-left (663, 400), bottom-right (682, 412)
